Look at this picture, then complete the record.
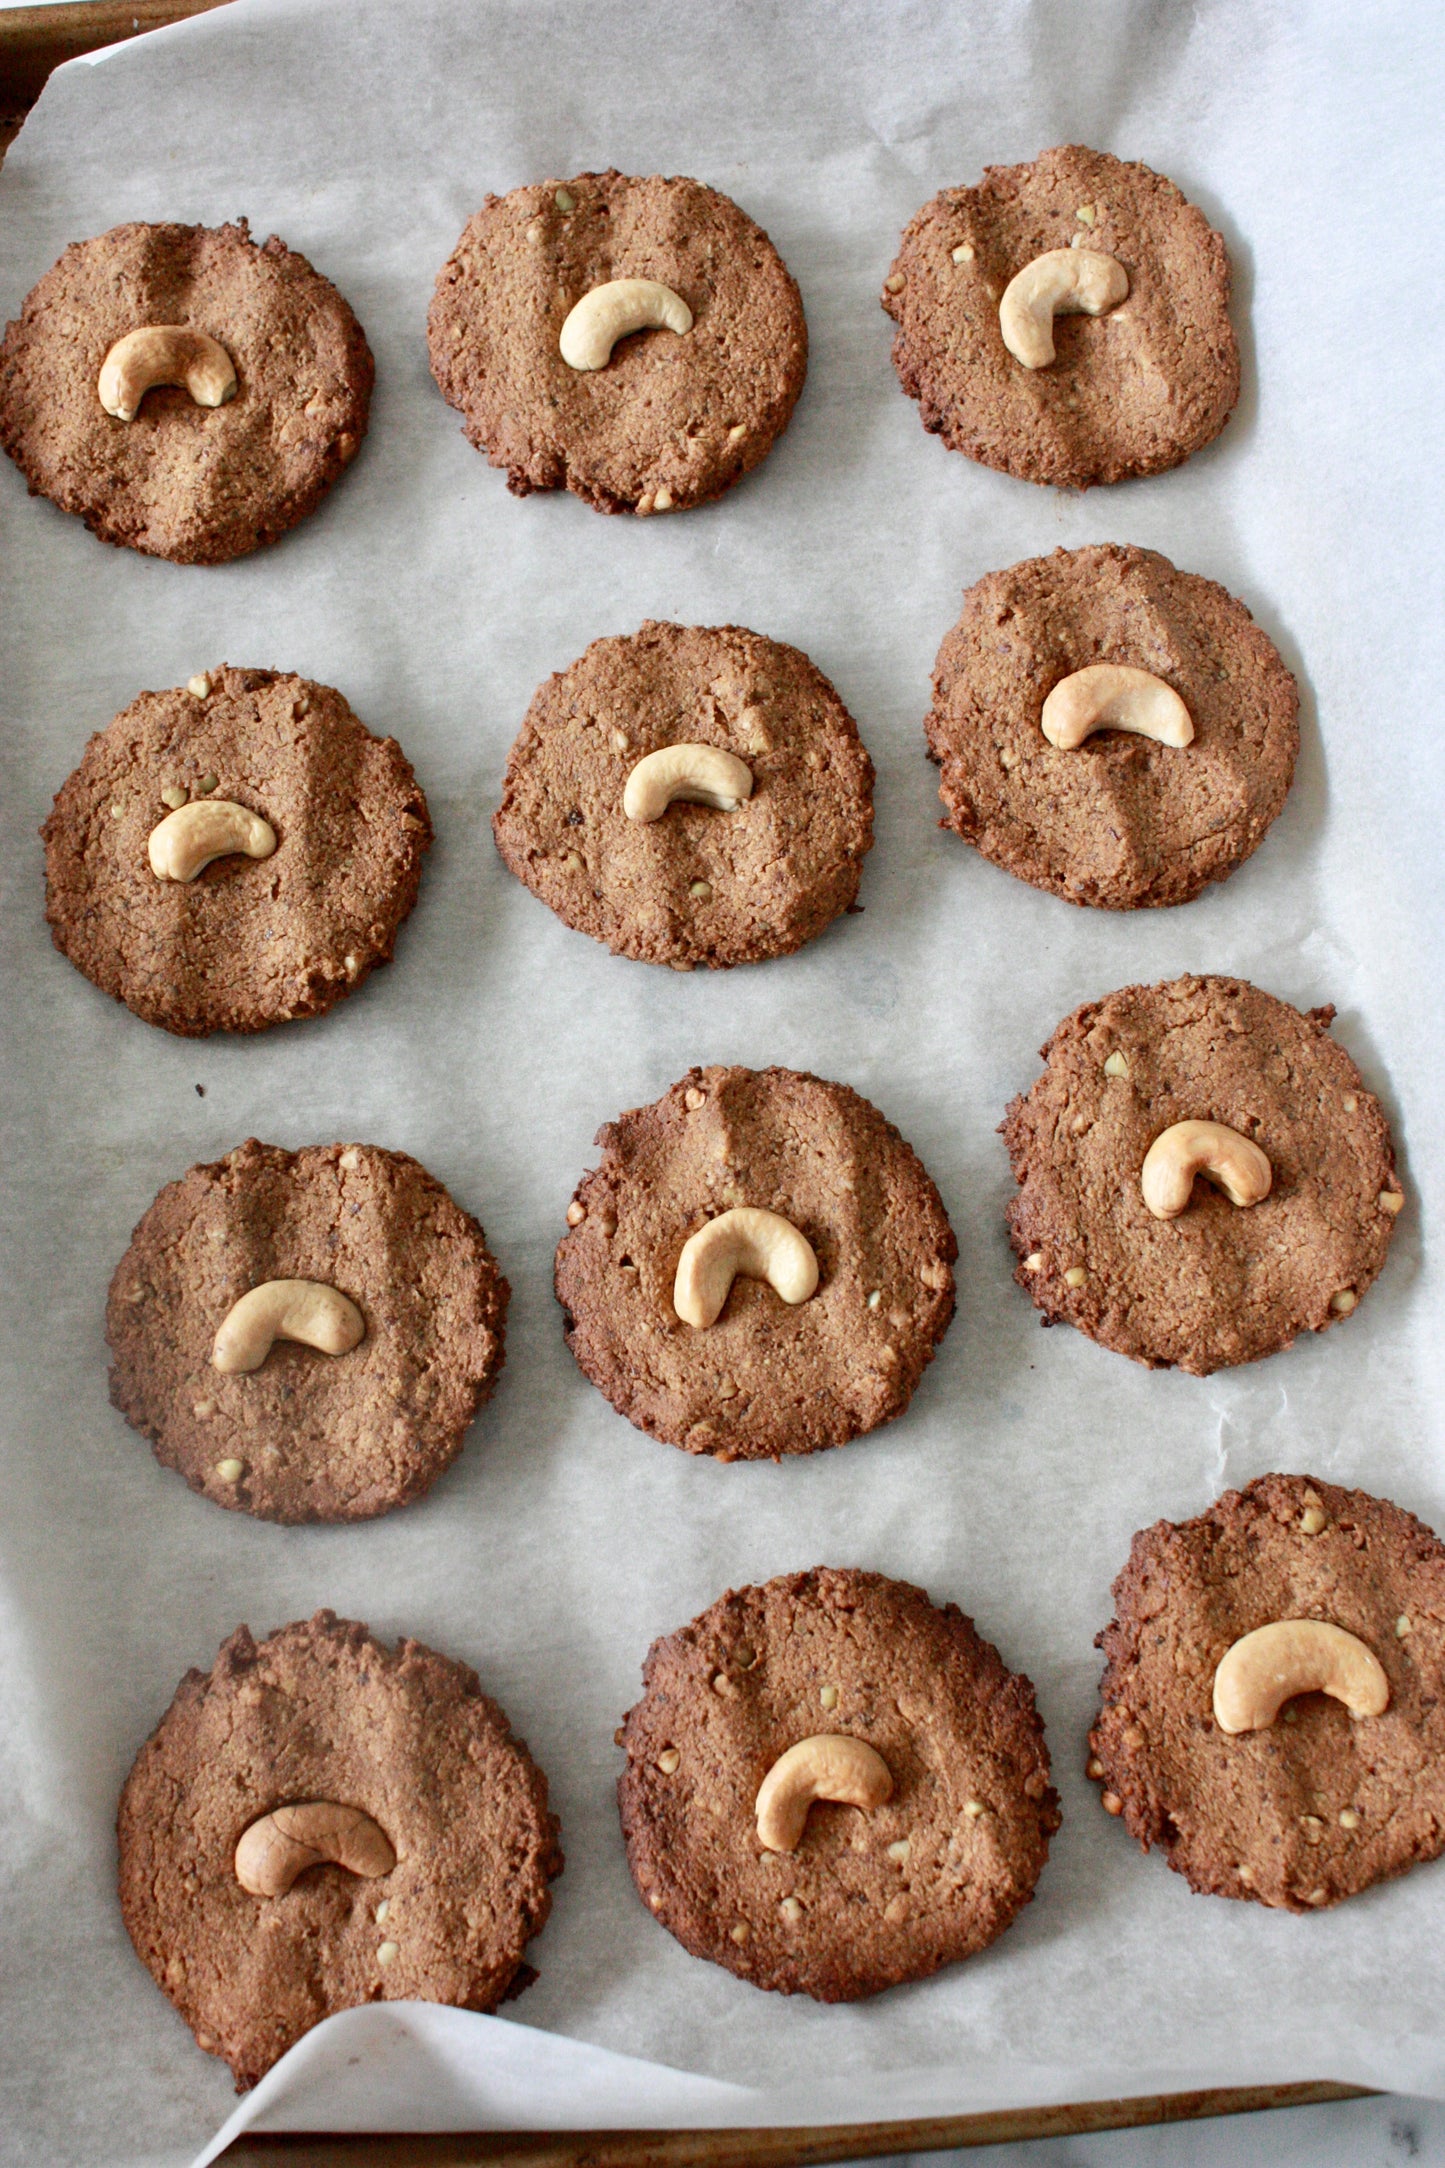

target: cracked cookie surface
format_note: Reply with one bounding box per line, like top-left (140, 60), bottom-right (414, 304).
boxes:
top-left (1001, 976), bottom-right (1401, 1372)
top-left (883, 146), bottom-right (1238, 487)
top-left (118, 1611), bottom-right (561, 2088)
top-left (494, 622), bottom-right (873, 967)
top-left (0, 220), bottom-right (371, 561)
top-left (556, 1066), bottom-right (955, 1459)
top-left (428, 171), bottom-right (806, 513)
top-left (618, 1567), bottom-right (1058, 1999)
top-left (107, 1140), bottom-right (508, 1522)
top-left (926, 545), bottom-right (1298, 909)
top-left (43, 666), bottom-right (431, 1036)
top-left (1090, 1475), bottom-right (1445, 1911)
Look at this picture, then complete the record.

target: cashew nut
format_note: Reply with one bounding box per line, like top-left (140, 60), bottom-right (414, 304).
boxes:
top-left (1041, 665), bottom-right (1194, 751)
top-left (97, 325), bottom-right (238, 422)
top-left (559, 279), bottom-right (694, 371)
top-left (673, 1207), bottom-right (819, 1328)
top-left (1213, 1620), bottom-right (1390, 1734)
top-left (212, 1280), bottom-right (365, 1374)
top-left (234, 1802), bottom-right (396, 1896)
top-left (998, 248), bottom-right (1129, 368)
top-left (623, 744), bottom-right (755, 823)
top-left (755, 1735), bottom-right (894, 1852)
top-left (148, 800), bottom-right (277, 883)
top-left (1141, 1121), bottom-right (1272, 1221)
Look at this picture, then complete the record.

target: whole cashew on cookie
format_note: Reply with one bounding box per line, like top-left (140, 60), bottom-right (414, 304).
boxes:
top-left (998, 248), bottom-right (1129, 369)
top-left (212, 1279), bottom-right (366, 1374)
top-left (235, 1801), bottom-right (396, 1896)
top-left (98, 325), bottom-right (238, 422)
top-left (755, 1735), bottom-right (894, 1852)
top-left (1141, 1120), bottom-right (1272, 1221)
top-left (559, 279), bottom-right (694, 371)
top-left (1213, 1620), bottom-right (1390, 1734)
top-left (1041, 665), bottom-right (1194, 751)
top-left (148, 800), bottom-right (277, 883)
top-left (673, 1207), bottom-right (819, 1328)
top-left (623, 743), bottom-right (754, 822)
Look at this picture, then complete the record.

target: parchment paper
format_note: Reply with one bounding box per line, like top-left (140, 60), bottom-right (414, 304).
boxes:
top-left (1, 2), bottom-right (1442, 2163)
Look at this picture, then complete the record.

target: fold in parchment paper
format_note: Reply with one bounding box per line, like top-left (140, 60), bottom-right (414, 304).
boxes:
top-left (0, 3), bottom-right (1441, 2163)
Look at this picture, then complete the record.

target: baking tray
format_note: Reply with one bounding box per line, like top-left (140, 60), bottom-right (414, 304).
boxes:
top-left (0, 5), bottom-right (1384, 2162)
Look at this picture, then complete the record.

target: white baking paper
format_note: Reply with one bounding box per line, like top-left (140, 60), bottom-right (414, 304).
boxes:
top-left (1, 2), bottom-right (1442, 2163)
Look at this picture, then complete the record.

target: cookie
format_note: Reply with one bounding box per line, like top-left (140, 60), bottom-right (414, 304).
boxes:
top-left (107, 1140), bottom-right (508, 1523)
top-left (0, 220), bottom-right (371, 561)
top-left (555, 1066), bottom-right (956, 1460)
top-left (428, 171), bottom-right (807, 515)
top-left (1001, 976), bottom-right (1403, 1373)
top-left (618, 1568), bottom-right (1058, 1999)
top-left (1090, 1475), bottom-right (1445, 1911)
top-left (493, 622), bottom-right (874, 968)
top-left (43, 666), bottom-right (431, 1036)
top-left (118, 1611), bottom-right (561, 2088)
top-left (925, 545), bottom-right (1299, 909)
top-left (883, 146), bottom-right (1239, 488)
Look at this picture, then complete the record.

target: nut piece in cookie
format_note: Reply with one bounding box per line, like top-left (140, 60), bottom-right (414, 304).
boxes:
top-left (43, 666), bottom-right (432, 1036)
top-left (883, 146), bottom-right (1239, 488)
top-left (618, 1568), bottom-right (1058, 1999)
top-left (118, 1612), bottom-right (562, 2088)
top-left (427, 171), bottom-right (807, 514)
top-left (556, 1066), bottom-right (956, 1460)
top-left (494, 622), bottom-right (873, 969)
top-left (925, 545), bottom-right (1299, 910)
top-left (1090, 1476), bottom-right (1445, 1911)
top-left (1002, 976), bottom-right (1401, 1374)
top-left (107, 1140), bottom-right (508, 1523)
top-left (0, 221), bottom-right (372, 562)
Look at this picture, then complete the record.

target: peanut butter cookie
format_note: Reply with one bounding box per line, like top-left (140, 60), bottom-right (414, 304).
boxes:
top-left (556, 1066), bottom-right (956, 1459)
top-left (118, 1611), bottom-right (561, 2088)
top-left (1091, 1475), bottom-right (1445, 1910)
top-left (0, 220), bottom-right (371, 560)
top-left (428, 171), bottom-right (807, 514)
top-left (619, 1568), bottom-right (1058, 1998)
top-left (883, 146), bottom-right (1238, 487)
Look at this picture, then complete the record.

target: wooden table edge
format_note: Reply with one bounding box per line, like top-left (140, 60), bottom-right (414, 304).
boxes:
top-left (215, 2084), bottom-right (1374, 2163)
top-left (0, 8), bottom-right (1393, 2168)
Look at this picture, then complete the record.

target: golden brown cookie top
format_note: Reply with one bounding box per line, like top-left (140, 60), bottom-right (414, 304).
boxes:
top-left (0, 220), bottom-right (372, 561)
top-left (1091, 1475), bottom-right (1445, 1911)
top-left (555, 1065), bottom-right (956, 1460)
top-left (42, 666), bottom-right (431, 1037)
top-left (1002, 976), bottom-right (1402, 1373)
top-left (106, 1140), bottom-right (508, 1523)
top-left (926, 545), bottom-right (1300, 909)
top-left (493, 621), bottom-right (874, 969)
top-left (618, 1568), bottom-right (1058, 2000)
top-left (883, 146), bottom-right (1239, 487)
top-left (117, 1612), bottom-right (561, 2089)
top-left (428, 171), bottom-right (807, 514)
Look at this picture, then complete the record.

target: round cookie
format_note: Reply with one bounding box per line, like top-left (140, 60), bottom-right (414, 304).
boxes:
top-left (555, 1066), bottom-right (956, 1460)
top-left (428, 171), bottom-right (807, 515)
top-left (883, 146), bottom-right (1239, 488)
top-left (493, 622), bottom-right (874, 968)
top-left (0, 220), bottom-right (371, 562)
top-left (1090, 1475), bottom-right (1445, 1912)
top-left (107, 1139), bottom-right (508, 1523)
top-left (118, 1611), bottom-right (562, 2088)
top-left (43, 666), bottom-right (432, 1036)
top-left (1001, 976), bottom-right (1403, 1374)
top-left (925, 545), bottom-right (1299, 909)
top-left (617, 1568), bottom-right (1059, 1999)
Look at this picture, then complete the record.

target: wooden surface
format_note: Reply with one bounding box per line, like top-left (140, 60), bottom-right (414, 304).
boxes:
top-left (0, 6), bottom-right (1380, 2166)
top-left (215, 2084), bottom-right (1370, 2164)
top-left (0, 0), bottom-right (231, 142)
